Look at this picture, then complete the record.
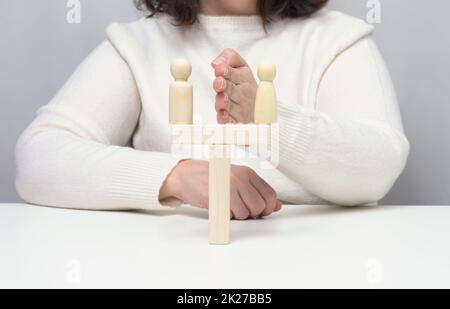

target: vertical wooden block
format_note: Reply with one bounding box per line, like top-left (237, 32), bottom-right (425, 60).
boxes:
top-left (209, 145), bottom-right (231, 245)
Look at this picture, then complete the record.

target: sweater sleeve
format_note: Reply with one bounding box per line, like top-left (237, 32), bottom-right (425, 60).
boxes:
top-left (15, 41), bottom-right (181, 210)
top-left (277, 35), bottom-right (410, 206)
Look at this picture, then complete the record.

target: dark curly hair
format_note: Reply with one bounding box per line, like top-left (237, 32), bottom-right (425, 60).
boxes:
top-left (135, 0), bottom-right (329, 26)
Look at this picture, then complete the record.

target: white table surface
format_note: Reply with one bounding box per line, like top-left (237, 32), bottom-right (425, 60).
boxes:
top-left (1, 203), bottom-right (449, 289)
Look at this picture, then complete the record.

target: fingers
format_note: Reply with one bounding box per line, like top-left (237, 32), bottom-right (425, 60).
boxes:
top-left (212, 48), bottom-right (248, 69)
top-left (238, 181), bottom-right (267, 219)
top-left (228, 166), bottom-right (282, 220)
top-left (215, 93), bottom-right (228, 112)
top-left (214, 65), bottom-right (252, 85)
top-left (213, 79), bottom-right (240, 122)
top-left (213, 76), bottom-right (239, 102)
top-left (214, 65), bottom-right (232, 79)
top-left (275, 200), bottom-right (283, 212)
top-left (215, 93), bottom-right (230, 124)
top-left (213, 75), bottom-right (226, 93)
top-left (230, 188), bottom-right (250, 220)
top-left (249, 173), bottom-right (278, 217)
top-left (217, 110), bottom-right (229, 124)
top-left (214, 93), bottom-right (239, 115)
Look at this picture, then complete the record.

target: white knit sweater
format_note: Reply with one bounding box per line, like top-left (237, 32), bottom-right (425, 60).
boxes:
top-left (15, 9), bottom-right (410, 210)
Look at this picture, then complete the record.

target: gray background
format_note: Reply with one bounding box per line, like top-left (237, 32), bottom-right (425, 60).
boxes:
top-left (0, 0), bottom-right (448, 205)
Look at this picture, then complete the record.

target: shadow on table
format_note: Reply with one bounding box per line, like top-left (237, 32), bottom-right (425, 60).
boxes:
top-left (136, 207), bottom-right (208, 220)
top-left (278, 204), bottom-right (403, 219)
top-left (136, 204), bottom-right (405, 220)
top-left (229, 205), bottom-right (405, 242)
top-left (130, 204), bottom-right (405, 243)
top-left (24, 202), bottom-right (404, 223)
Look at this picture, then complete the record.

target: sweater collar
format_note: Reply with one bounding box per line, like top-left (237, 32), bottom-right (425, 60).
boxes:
top-left (196, 14), bottom-right (265, 33)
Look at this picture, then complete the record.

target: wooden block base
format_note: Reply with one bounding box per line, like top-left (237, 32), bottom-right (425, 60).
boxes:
top-left (209, 145), bottom-right (230, 245)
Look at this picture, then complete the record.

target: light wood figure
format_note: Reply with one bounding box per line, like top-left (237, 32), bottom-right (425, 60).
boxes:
top-left (254, 63), bottom-right (278, 125)
top-left (169, 59), bottom-right (193, 124)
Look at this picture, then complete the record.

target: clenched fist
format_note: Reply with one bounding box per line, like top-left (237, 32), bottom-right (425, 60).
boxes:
top-left (159, 160), bottom-right (282, 220)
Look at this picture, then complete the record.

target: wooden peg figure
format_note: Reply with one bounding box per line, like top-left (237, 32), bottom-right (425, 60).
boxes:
top-left (169, 59), bottom-right (193, 124)
top-left (254, 63), bottom-right (278, 125)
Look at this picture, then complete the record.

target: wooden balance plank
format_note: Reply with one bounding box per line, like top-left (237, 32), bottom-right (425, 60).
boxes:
top-left (171, 124), bottom-right (271, 146)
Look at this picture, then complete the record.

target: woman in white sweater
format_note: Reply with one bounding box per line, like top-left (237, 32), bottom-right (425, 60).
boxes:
top-left (15, 0), bottom-right (410, 219)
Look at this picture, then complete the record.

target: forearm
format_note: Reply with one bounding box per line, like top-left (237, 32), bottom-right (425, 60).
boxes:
top-left (277, 105), bottom-right (409, 205)
top-left (15, 125), bottom-right (181, 210)
top-left (14, 39), bottom-right (183, 210)
top-left (273, 35), bottom-right (410, 206)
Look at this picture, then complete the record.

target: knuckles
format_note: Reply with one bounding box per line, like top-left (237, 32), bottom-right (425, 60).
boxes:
top-left (267, 188), bottom-right (276, 200)
top-left (233, 207), bottom-right (250, 220)
top-left (231, 165), bottom-right (254, 180)
top-left (214, 65), bottom-right (230, 78)
top-left (252, 202), bottom-right (266, 218)
top-left (238, 165), bottom-right (251, 174)
top-left (213, 77), bottom-right (224, 92)
top-left (215, 93), bottom-right (226, 111)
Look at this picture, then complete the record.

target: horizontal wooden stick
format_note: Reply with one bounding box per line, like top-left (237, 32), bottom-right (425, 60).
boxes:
top-left (171, 124), bottom-right (272, 146)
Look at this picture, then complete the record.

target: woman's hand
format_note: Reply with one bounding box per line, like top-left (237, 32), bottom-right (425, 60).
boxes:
top-left (160, 160), bottom-right (282, 220)
top-left (212, 49), bottom-right (258, 124)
